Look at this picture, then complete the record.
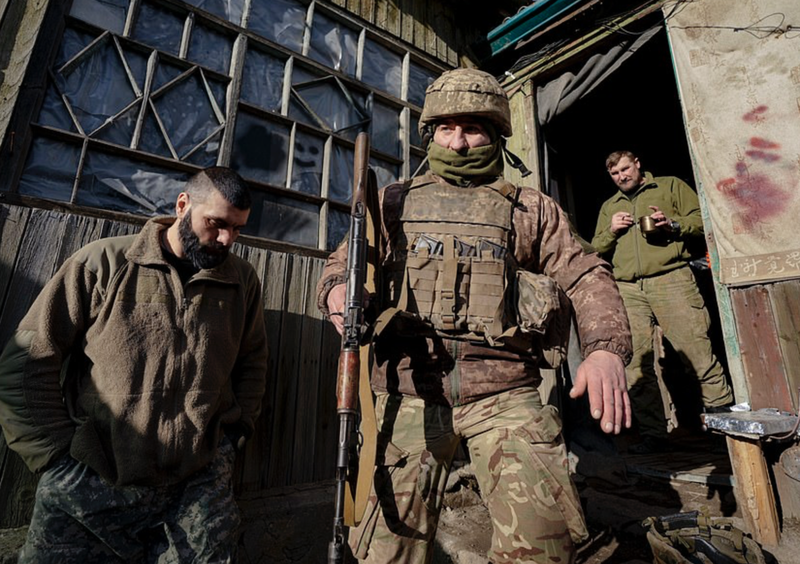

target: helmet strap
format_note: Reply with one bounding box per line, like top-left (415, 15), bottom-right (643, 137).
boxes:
top-left (501, 139), bottom-right (532, 177)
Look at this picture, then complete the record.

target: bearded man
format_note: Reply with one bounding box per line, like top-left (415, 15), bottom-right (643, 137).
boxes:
top-left (0, 166), bottom-right (268, 563)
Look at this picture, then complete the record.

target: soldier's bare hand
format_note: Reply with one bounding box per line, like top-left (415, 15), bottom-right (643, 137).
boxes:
top-left (648, 205), bottom-right (670, 228)
top-left (610, 211), bottom-right (634, 234)
top-left (570, 350), bottom-right (631, 434)
top-left (326, 283), bottom-right (347, 335)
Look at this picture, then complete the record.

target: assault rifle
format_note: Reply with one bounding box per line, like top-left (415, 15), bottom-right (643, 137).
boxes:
top-left (328, 132), bottom-right (378, 564)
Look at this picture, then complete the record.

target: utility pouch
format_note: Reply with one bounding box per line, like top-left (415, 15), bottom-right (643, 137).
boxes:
top-left (643, 510), bottom-right (771, 564)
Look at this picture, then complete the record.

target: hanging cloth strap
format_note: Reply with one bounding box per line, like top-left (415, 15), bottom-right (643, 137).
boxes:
top-left (343, 169), bottom-right (380, 527)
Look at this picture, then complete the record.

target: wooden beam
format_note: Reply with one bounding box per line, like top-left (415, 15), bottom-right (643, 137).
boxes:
top-left (728, 435), bottom-right (781, 545)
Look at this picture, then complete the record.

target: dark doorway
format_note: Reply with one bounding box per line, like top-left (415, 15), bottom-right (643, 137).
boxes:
top-left (538, 24), bottom-right (729, 429)
top-left (541, 25), bottom-right (694, 244)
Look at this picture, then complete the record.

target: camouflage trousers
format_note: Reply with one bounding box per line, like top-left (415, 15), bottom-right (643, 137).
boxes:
top-left (19, 437), bottom-right (240, 564)
top-left (617, 267), bottom-right (733, 440)
top-left (349, 388), bottom-right (587, 563)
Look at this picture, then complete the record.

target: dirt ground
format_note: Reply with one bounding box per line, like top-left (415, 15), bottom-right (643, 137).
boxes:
top-left (3, 433), bottom-right (799, 563)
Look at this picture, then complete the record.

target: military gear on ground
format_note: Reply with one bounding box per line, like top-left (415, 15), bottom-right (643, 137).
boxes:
top-left (643, 510), bottom-right (770, 564)
top-left (419, 68), bottom-right (512, 137)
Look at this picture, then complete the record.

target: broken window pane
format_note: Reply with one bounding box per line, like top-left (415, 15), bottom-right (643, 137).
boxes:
top-left (291, 130), bottom-right (324, 196)
top-left (139, 107), bottom-right (172, 157)
top-left (309, 12), bottom-right (357, 76)
top-left (38, 83), bottom-right (77, 132)
top-left (122, 46), bottom-right (149, 92)
top-left (185, 131), bottom-right (221, 168)
top-left (242, 48), bottom-right (285, 113)
top-left (70, 0), bottom-right (128, 34)
top-left (132, 2), bottom-right (185, 57)
top-left (183, 0), bottom-right (244, 26)
top-left (245, 191), bottom-right (319, 247)
top-left (188, 23), bottom-right (233, 75)
top-left (56, 26), bottom-right (97, 67)
top-left (371, 102), bottom-right (400, 157)
top-left (330, 143), bottom-right (354, 203)
top-left (153, 71), bottom-right (221, 158)
top-left (95, 104), bottom-right (139, 146)
top-left (77, 150), bottom-right (189, 214)
top-left (408, 62), bottom-right (438, 107)
top-left (327, 207), bottom-right (349, 250)
top-left (293, 77), bottom-right (367, 140)
top-left (362, 39), bottom-right (402, 98)
top-left (58, 37), bottom-right (137, 134)
top-left (230, 111), bottom-right (290, 186)
top-left (248, 0), bottom-right (306, 53)
top-left (153, 60), bottom-right (185, 91)
top-left (370, 157), bottom-right (399, 188)
top-left (410, 112), bottom-right (422, 147)
top-left (18, 137), bottom-right (81, 201)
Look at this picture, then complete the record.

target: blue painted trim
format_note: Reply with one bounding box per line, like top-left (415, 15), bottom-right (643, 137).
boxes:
top-left (487, 0), bottom-right (587, 56)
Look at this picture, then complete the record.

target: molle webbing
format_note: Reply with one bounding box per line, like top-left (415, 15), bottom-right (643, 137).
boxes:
top-left (382, 178), bottom-right (518, 339)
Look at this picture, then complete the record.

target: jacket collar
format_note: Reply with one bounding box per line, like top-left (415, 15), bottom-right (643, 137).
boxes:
top-left (126, 216), bottom-right (241, 285)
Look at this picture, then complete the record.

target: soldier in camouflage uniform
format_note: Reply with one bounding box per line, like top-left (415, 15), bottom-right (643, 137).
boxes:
top-left (317, 68), bottom-right (633, 563)
top-left (0, 167), bottom-right (268, 563)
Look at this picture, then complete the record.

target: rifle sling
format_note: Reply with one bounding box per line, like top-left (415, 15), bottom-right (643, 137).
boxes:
top-left (344, 169), bottom-right (380, 528)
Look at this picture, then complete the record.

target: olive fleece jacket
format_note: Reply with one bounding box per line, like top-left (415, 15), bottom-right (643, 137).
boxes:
top-left (0, 217), bottom-right (268, 486)
top-left (591, 172), bottom-right (705, 282)
top-left (316, 173), bottom-right (632, 407)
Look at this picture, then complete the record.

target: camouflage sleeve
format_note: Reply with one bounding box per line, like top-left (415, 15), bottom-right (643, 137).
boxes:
top-left (515, 188), bottom-right (632, 364)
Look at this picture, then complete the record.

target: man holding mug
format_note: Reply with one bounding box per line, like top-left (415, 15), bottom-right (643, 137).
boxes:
top-left (591, 150), bottom-right (733, 455)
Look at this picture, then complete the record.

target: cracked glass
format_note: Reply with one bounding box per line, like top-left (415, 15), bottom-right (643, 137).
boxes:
top-left (309, 12), bottom-right (357, 76)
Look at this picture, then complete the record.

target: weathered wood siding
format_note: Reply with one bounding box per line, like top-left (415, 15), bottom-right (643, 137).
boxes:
top-left (730, 282), bottom-right (800, 413)
top-left (0, 203), bottom-right (340, 527)
top-left (331, 0), bottom-right (475, 66)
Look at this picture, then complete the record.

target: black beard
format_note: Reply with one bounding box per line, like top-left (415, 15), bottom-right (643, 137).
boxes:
top-left (178, 213), bottom-right (229, 270)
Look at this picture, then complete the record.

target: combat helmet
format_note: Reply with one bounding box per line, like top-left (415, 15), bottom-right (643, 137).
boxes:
top-left (419, 68), bottom-right (512, 138)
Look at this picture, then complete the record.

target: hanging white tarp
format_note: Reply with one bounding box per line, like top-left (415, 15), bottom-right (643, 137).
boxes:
top-left (666, 0), bottom-right (800, 285)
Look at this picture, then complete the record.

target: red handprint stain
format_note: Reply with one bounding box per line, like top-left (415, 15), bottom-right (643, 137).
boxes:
top-left (715, 108), bottom-right (790, 234)
top-left (742, 105), bottom-right (769, 122)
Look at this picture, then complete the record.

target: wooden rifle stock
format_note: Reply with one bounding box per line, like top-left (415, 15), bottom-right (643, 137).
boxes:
top-left (329, 132), bottom-right (374, 564)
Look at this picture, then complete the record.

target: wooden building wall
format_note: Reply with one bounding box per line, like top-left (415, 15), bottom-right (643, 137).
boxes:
top-left (0, 203), bottom-right (340, 527)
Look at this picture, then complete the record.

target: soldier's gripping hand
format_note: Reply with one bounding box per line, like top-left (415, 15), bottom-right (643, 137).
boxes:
top-left (326, 283), bottom-right (347, 335)
top-left (569, 350), bottom-right (631, 434)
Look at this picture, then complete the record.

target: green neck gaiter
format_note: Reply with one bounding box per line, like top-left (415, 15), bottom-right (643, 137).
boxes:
top-left (428, 141), bottom-right (504, 186)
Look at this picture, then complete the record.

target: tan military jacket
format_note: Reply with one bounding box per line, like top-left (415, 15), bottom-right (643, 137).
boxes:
top-left (317, 173), bottom-right (631, 406)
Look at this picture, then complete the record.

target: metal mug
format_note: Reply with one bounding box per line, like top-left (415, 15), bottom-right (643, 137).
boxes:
top-left (638, 215), bottom-right (658, 235)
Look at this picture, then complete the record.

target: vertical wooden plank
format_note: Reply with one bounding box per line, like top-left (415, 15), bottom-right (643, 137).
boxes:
top-left (268, 254), bottom-right (307, 487)
top-left (400, 0), bottom-right (414, 44)
top-left (384, 0), bottom-right (401, 38)
top-left (290, 258), bottom-right (326, 483)
top-left (0, 205), bottom-right (31, 317)
top-left (0, 209), bottom-right (71, 346)
top-left (315, 313), bottom-right (343, 481)
top-left (259, 250), bottom-right (289, 489)
top-left (768, 281), bottom-right (800, 412)
top-left (412, 0), bottom-right (427, 56)
top-left (232, 246), bottom-right (272, 492)
top-left (728, 436), bottom-right (780, 545)
top-left (729, 287), bottom-right (793, 412)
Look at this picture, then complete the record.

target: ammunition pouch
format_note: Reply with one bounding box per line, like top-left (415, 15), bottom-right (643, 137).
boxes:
top-left (377, 175), bottom-right (571, 367)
